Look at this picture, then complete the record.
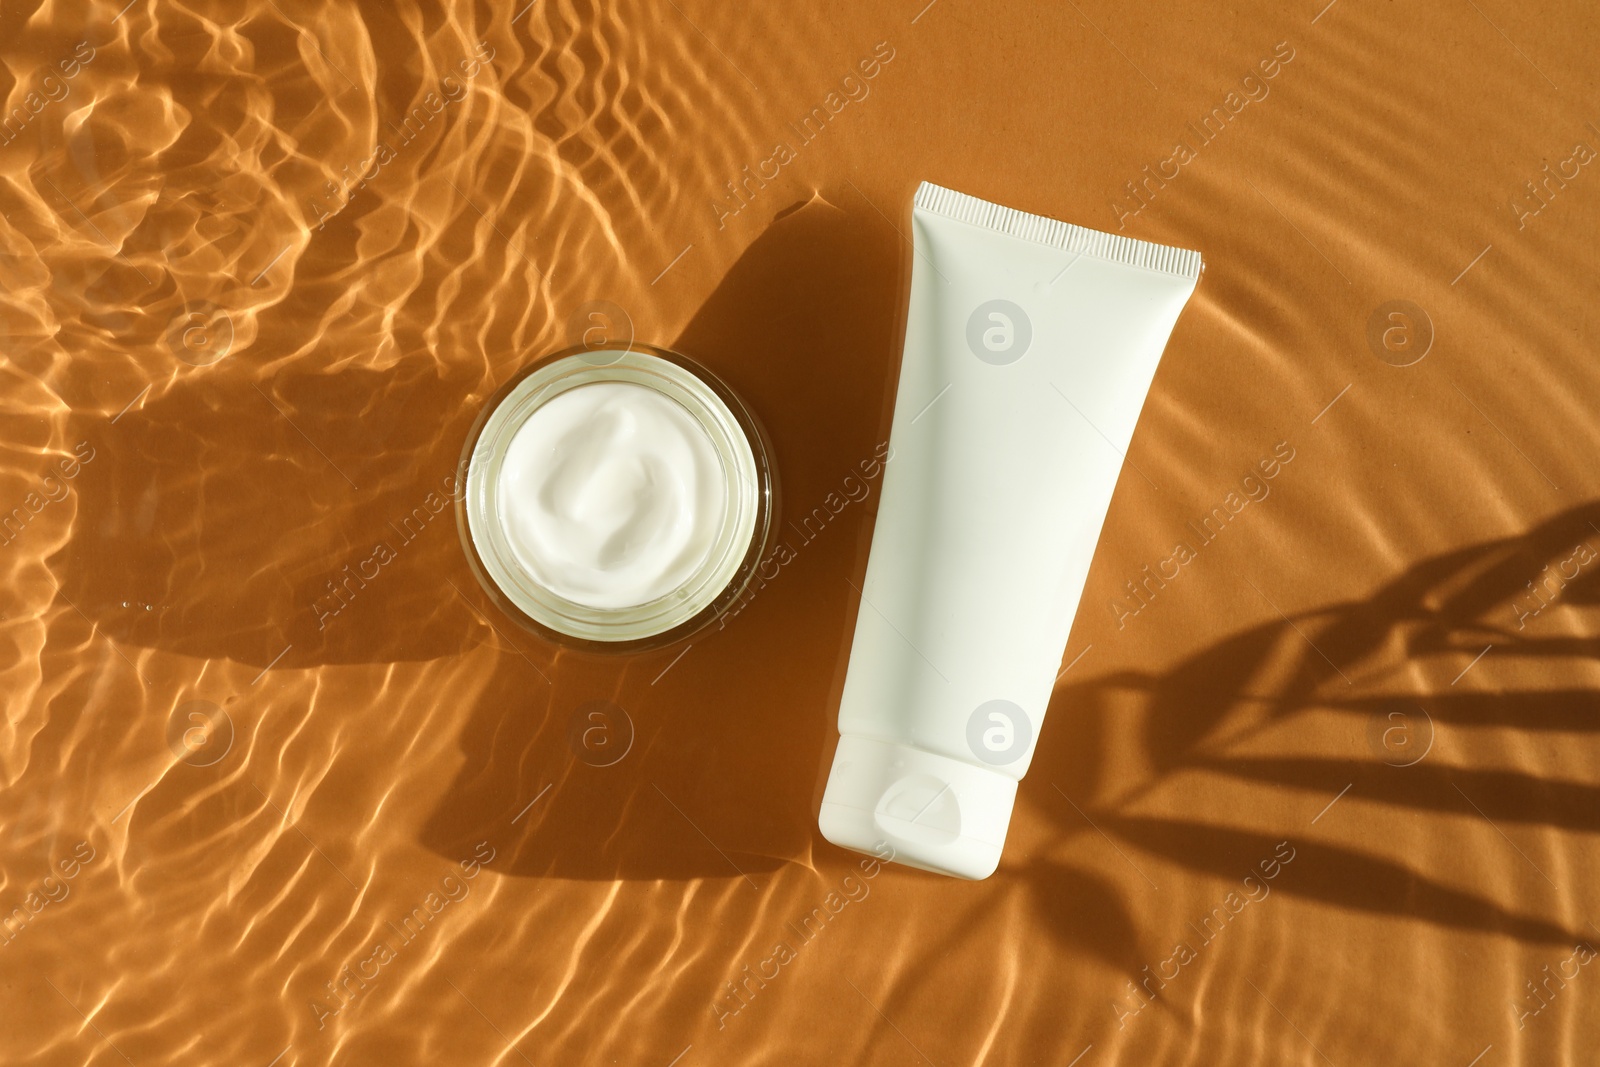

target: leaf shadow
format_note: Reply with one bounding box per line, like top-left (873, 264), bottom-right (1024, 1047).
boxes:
top-left (1032, 500), bottom-right (1600, 948)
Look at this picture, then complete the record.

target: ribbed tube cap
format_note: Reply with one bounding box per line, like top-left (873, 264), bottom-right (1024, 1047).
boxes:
top-left (818, 734), bottom-right (1018, 880)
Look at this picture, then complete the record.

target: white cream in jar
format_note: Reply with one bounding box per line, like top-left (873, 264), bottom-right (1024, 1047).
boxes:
top-left (462, 348), bottom-right (767, 643)
top-left (497, 381), bottom-right (727, 609)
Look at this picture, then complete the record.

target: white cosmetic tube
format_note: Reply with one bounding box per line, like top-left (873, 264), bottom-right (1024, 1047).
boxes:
top-left (818, 182), bottom-right (1203, 879)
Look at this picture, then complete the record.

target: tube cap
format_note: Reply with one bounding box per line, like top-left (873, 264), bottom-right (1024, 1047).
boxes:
top-left (818, 734), bottom-right (1018, 880)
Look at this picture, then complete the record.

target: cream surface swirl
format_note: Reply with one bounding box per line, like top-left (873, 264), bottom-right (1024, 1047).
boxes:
top-left (496, 381), bottom-right (727, 609)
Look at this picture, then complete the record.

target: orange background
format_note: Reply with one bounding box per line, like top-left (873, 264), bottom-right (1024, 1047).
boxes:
top-left (2, 0), bottom-right (1598, 1064)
